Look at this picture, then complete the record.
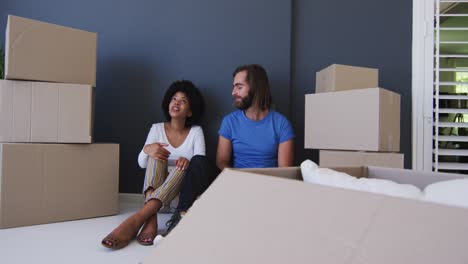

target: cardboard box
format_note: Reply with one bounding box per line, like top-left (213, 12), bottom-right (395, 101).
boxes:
top-left (241, 165), bottom-right (468, 188)
top-left (144, 167), bottom-right (468, 264)
top-left (0, 80), bottom-right (93, 143)
top-left (316, 64), bottom-right (378, 93)
top-left (5, 15), bottom-right (97, 86)
top-left (319, 150), bottom-right (404, 169)
top-left (0, 143), bottom-right (119, 229)
top-left (305, 88), bottom-right (400, 151)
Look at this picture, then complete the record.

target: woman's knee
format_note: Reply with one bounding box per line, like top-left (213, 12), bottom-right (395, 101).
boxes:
top-left (146, 158), bottom-right (166, 168)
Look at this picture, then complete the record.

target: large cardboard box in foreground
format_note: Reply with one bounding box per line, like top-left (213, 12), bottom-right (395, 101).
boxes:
top-left (0, 143), bottom-right (119, 229)
top-left (5, 15), bottom-right (97, 86)
top-left (316, 64), bottom-right (378, 93)
top-left (144, 166), bottom-right (468, 264)
top-left (319, 150), bottom-right (404, 168)
top-left (0, 80), bottom-right (93, 143)
top-left (305, 88), bottom-right (400, 151)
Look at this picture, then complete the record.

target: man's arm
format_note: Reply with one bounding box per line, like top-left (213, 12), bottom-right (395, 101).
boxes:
top-left (216, 135), bottom-right (232, 171)
top-left (278, 139), bottom-right (294, 167)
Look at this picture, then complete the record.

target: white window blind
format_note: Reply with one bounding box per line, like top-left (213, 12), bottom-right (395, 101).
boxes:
top-left (433, 0), bottom-right (468, 172)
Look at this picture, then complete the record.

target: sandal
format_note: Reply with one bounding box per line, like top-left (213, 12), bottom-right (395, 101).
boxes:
top-left (136, 232), bottom-right (157, 246)
top-left (101, 233), bottom-right (130, 249)
top-left (137, 214), bottom-right (158, 246)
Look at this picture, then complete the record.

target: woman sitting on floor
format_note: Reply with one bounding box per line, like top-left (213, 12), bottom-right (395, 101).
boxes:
top-left (101, 80), bottom-right (206, 249)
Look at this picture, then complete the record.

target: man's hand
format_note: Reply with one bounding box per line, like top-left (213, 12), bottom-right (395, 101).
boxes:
top-left (144, 143), bottom-right (170, 161)
top-left (175, 157), bottom-right (189, 171)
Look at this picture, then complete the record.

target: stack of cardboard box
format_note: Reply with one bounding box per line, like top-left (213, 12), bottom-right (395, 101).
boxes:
top-left (0, 15), bottom-right (119, 228)
top-left (305, 64), bottom-right (404, 168)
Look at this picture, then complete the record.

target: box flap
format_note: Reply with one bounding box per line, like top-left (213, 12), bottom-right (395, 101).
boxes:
top-left (237, 167), bottom-right (302, 180)
top-left (367, 166), bottom-right (468, 189)
top-left (145, 169), bottom-right (386, 263)
top-left (144, 168), bottom-right (468, 264)
top-left (332, 166), bottom-right (368, 178)
top-left (145, 169), bottom-right (468, 263)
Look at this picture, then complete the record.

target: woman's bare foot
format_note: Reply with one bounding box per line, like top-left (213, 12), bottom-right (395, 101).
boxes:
top-left (102, 199), bottom-right (162, 249)
top-left (137, 214), bottom-right (158, 245)
top-left (101, 213), bottom-right (146, 249)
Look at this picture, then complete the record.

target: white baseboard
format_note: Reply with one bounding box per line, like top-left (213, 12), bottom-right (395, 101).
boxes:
top-left (119, 193), bottom-right (144, 203)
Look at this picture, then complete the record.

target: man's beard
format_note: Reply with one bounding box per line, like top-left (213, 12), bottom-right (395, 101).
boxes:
top-left (234, 94), bottom-right (253, 110)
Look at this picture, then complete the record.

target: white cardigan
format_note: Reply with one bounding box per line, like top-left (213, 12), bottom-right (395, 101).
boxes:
top-left (138, 123), bottom-right (205, 168)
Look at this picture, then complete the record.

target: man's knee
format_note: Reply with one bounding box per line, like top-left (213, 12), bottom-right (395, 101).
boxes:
top-left (189, 155), bottom-right (207, 167)
top-left (187, 155), bottom-right (215, 178)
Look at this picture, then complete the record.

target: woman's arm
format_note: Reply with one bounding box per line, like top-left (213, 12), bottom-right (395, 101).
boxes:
top-left (138, 124), bottom-right (170, 168)
top-left (138, 125), bottom-right (156, 168)
top-left (192, 126), bottom-right (206, 156)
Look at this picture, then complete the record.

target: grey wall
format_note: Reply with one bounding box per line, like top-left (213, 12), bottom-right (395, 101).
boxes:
top-left (0, 0), bottom-right (413, 193)
top-left (291, 0), bottom-right (413, 168)
top-left (0, 0), bottom-right (292, 193)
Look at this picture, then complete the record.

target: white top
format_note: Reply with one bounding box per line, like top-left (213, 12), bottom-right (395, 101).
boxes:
top-left (138, 123), bottom-right (205, 168)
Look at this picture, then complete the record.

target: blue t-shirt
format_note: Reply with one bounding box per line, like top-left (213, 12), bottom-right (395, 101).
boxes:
top-left (218, 110), bottom-right (295, 168)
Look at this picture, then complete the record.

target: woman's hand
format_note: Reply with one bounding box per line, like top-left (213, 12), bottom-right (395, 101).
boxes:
top-left (144, 143), bottom-right (170, 161)
top-left (175, 157), bottom-right (189, 171)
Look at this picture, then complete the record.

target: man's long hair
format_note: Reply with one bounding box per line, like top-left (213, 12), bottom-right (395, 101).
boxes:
top-left (233, 64), bottom-right (272, 111)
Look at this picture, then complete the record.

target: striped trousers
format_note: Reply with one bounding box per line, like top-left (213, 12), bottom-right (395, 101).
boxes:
top-left (142, 158), bottom-right (186, 205)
